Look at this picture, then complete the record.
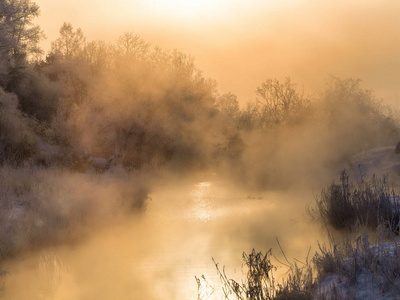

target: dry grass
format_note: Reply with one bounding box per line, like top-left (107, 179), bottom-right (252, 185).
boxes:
top-left (313, 227), bottom-right (400, 299)
top-left (315, 169), bottom-right (400, 231)
top-left (200, 231), bottom-right (400, 299)
top-left (199, 171), bottom-right (400, 299)
top-left (198, 248), bottom-right (315, 300)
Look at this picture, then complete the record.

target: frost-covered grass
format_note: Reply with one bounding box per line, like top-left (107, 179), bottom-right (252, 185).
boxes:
top-left (315, 169), bottom-right (400, 231)
top-left (307, 170), bottom-right (400, 299)
top-left (313, 171), bottom-right (400, 299)
top-left (200, 231), bottom-right (400, 300)
top-left (199, 171), bottom-right (400, 299)
top-left (313, 226), bottom-right (400, 299)
top-left (198, 249), bottom-right (315, 300)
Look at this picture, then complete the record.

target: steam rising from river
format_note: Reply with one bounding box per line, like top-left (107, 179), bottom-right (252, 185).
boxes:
top-left (0, 0), bottom-right (399, 299)
top-left (2, 176), bottom-right (327, 299)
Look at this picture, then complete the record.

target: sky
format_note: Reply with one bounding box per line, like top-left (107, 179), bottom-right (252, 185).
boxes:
top-left (33, 0), bottom-right (400, 106)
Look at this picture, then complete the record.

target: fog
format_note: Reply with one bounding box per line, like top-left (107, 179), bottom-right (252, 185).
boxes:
top-left (0, 0), bottom-right (399, 299)
top-left (34, 0), bottom-right (400, 104)
top-left (2, 177), bottom-right (328, 299)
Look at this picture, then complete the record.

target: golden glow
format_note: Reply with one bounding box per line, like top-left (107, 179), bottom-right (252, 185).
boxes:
top-left (142, 0), bottom-right (233, 23)
top-left (190, 182), bottom-right (213, 222)
top-left (197, 275), bottom-right (216, 299)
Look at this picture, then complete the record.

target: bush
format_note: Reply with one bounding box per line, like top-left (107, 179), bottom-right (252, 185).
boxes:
top-left (12, 69), bottom-right (61, 122)
top-left (0, 88), bottom-right (38, 164)
top-left (316, 169), bottom-right (400, 231)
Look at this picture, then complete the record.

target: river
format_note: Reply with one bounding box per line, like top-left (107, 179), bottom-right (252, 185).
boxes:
top-left (1, 174), bottom-right (327, 299)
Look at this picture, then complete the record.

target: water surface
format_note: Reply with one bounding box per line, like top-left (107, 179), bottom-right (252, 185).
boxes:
top-left (2, 174), bottom-right (327, 299)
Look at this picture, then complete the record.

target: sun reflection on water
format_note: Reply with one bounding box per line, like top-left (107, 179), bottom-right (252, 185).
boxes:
top-left (1, 177), bottom-right (328, 300)
top-left (190, 181), bottom-right (214, 222)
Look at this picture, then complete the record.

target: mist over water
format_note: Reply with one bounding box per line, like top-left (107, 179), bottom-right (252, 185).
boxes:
top-left (2, 175), bottom-right (327, 299)
top-left (0, 0), bottom-right (399, 299)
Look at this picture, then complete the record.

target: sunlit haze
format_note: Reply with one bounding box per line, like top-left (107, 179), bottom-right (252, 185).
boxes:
top-left (142, 0), bottom-right (229, 22)
top-left (2, 0), bottom-right (400, 299)
top-left (33, 0), bottom-right (400, 105)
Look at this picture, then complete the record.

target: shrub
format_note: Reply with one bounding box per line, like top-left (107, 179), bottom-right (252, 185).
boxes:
top-left (12, 69), bottom-right (61, 122)
top-left (315, 169), bottom-right (400, 231)
top-left (0, 88), bottom-right (38, 164)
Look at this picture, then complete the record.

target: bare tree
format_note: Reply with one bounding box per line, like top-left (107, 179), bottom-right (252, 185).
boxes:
top-left (83, 40), bottom-right (113, 72)
top-left (51, 23), bottom-right (86, 59)
top-left (216, 93), bottom-right (240, 120)
top-left (256, 78), bottom-right (307, 126)
top-left (117, 32), bottom-right (150, 60)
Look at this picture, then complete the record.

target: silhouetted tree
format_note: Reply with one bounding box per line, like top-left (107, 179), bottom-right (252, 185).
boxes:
top-left (256, 77), bottom-right (307, 126)
top-left (83, 40), bottom-right (112, 73)
top-left (117, 32), bottom-right (149, 60)
top-left (51, 23), bottom-right (86, 59)
top-left (0, 0), bottom-right (44, 88)
top-left (216, 93), bottom-right (240, 120)
top-left (0, 0), bottom-right (43, 56)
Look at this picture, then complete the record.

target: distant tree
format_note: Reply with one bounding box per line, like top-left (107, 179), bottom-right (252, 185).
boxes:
top-left (51, 23), bottom-right (86, 59)
top-left (83, 40), bottom-right (113, 73)
top-left (170, 49), bottom-right (196, 77)
top-left (256, 78), bottom-right (307, 126)
top-left (148, 46), bottom-right (169, 71)
top-left (319, 77), bottom-right (399, 151)
top-left (216, 93), bottom-right (240, 120)
top-left (237, 101), bottom-right (260, 131)
top-left (0, 0), bottom-right (44, 87)
top-left (117, 32), bottom-right (150, 60)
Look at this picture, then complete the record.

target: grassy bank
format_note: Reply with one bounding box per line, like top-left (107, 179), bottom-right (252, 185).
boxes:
top-left (199, 171), bottom-right (400, 299)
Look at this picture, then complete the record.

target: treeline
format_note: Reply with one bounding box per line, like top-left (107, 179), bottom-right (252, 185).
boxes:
top-left (227, 77), bottom-right (400, 188)
top-left (1, 14), bottom-right (223, 169)
top-left (1, 0), bottom-right (399, 185)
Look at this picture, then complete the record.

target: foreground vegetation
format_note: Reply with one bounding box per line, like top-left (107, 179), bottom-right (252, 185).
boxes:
top-left (1, 1), bottom-right (399, 179)
top-left (198, 172), bottom-right (400, 299)
top-left (316, 169), bottom-right (400, 231)
top-left (200, 231), bottom-right (400, 299)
